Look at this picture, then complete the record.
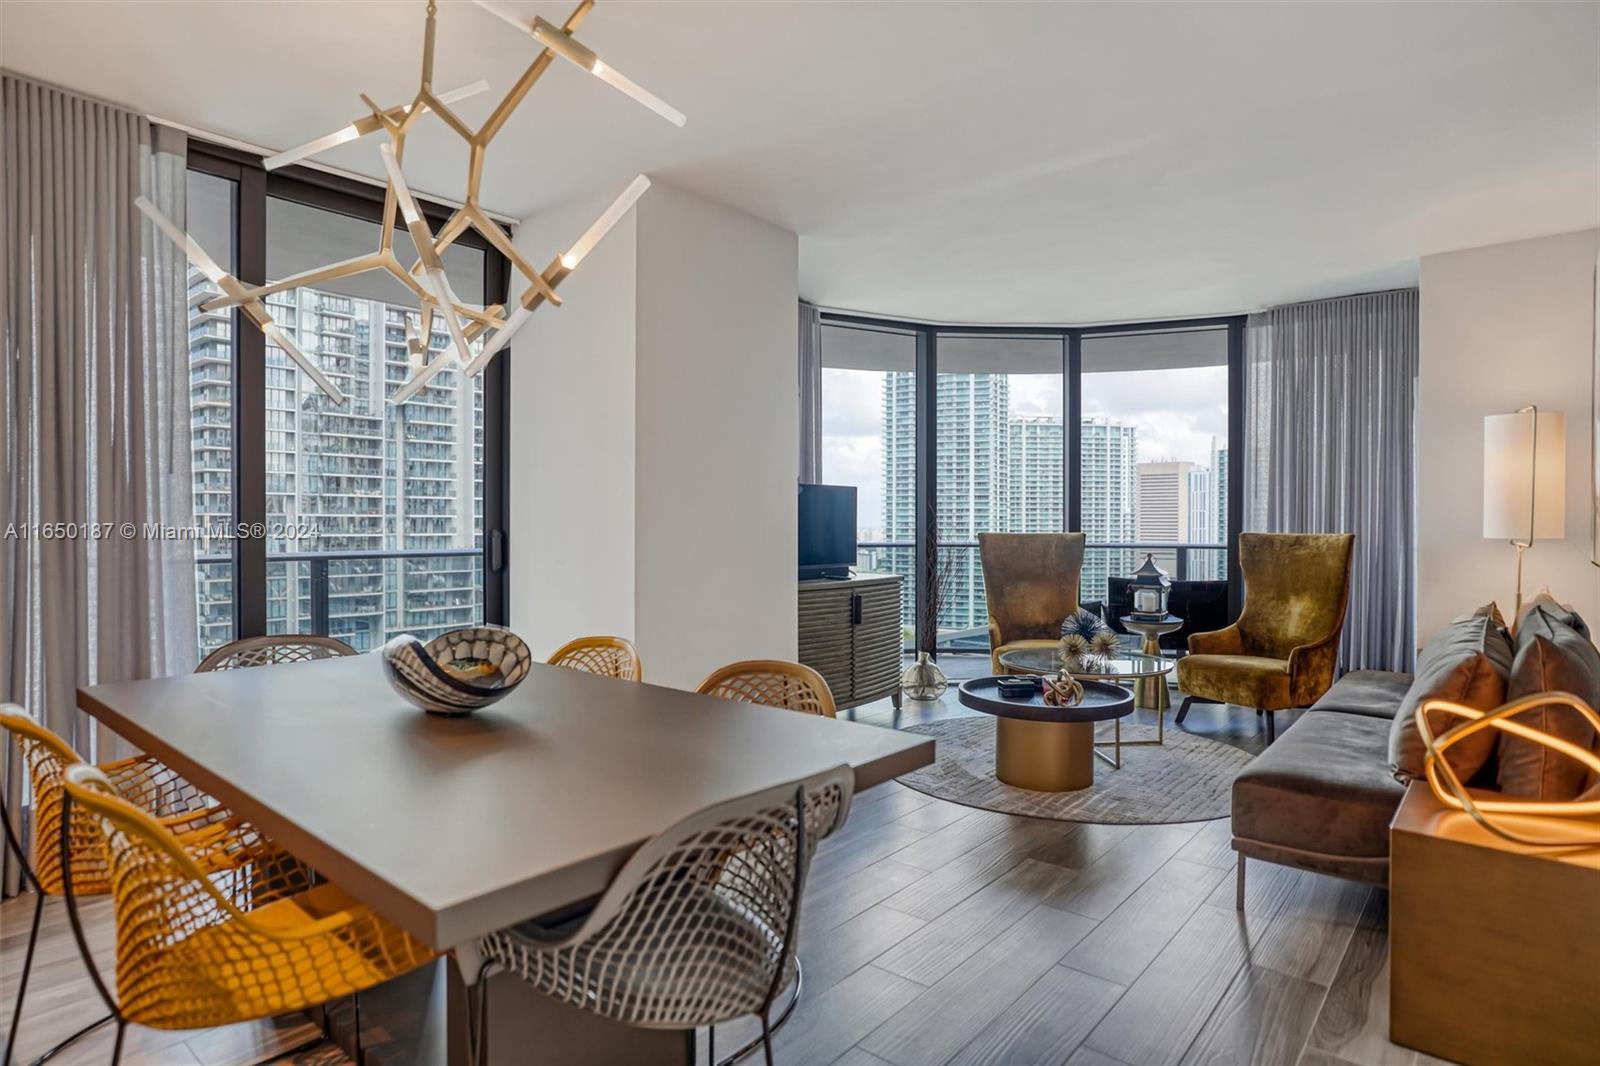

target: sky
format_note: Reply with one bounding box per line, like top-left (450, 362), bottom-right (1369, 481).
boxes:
top-left (820, 366), bottom-right (1228, 537)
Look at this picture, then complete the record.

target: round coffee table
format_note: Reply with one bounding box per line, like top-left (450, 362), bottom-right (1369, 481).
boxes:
top-left (957, 676), bottom-right (1134, 791)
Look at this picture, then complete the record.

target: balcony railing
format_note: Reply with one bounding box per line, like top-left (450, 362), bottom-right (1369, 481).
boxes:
top-left (194, 547), bottom-right (483, 657)
top-left (857, 539), bottom-right (1228, 654)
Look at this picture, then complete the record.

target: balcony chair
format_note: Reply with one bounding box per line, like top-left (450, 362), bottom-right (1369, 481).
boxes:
top-left (471, 765), bottom-right (854, 1066)
top-left (195, 633), bottom-right (356, 672)
top-left (548, 635), bottom-right (643, 681)
top-left (1175, 532), bottom-right (1355, 742)
top-left (0, 707), bottom-right (268, 1066)
top-left (696, 660), bottom-right (836, 717)
top-left (57, 763), bottom-right (436, 1066)
top-left (978, 532), bottom-right (1087, 674)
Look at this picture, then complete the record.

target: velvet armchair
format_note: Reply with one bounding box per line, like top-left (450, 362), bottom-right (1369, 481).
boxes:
top-left (1175, 532), bottom-right (1354, 741)
top-left (978, 532), bottom-right (1086, 674)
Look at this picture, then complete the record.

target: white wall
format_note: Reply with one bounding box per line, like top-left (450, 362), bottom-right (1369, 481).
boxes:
top-left (634, 183), bottom-right (800, 689)
top-left (507, 194), bottom-right (638, 660)
top-left (1417, 228), bottom-right (1600, 640)
top-left (506, 180), bottom-right (800, 687)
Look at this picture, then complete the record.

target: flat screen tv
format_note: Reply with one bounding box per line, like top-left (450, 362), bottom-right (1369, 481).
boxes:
top-left (798, 483), bottom-right (857, 580)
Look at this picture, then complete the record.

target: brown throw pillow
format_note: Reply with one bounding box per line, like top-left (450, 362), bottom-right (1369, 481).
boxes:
top-left (1389, 606), bottom-right (1512, 783)
top-left (1499, 605), bottom-right (1600, 800)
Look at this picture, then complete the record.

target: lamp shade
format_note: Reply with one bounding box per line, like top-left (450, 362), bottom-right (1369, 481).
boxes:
top-left (1483, 410), bottom-right (1566, 541)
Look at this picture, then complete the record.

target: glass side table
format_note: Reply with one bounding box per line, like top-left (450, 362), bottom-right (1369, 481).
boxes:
top-left (994, 647), bottom-right (1175, 764)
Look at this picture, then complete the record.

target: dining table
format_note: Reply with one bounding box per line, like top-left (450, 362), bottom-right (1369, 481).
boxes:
top-left (78, 653), bottom-right (934, 1066)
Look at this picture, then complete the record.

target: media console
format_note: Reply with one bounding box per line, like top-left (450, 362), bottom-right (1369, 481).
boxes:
top-left (798, 572), bottom-right (904, 711)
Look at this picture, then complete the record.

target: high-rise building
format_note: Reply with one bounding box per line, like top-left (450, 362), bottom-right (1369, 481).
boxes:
top-left (188, 271), bottom-right (484, 655)
top-left (1079, 416), bottom-right (1139, 602)
top-left (1136, 460), bottom-right (1196, 574)
top-left (1008, 416), bottom-right (1063, 533)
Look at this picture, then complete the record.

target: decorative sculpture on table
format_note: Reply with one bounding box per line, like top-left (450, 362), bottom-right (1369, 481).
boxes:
top-left (383, 625), bottom-right (533, 715)
top-left (1418, 693), bottom-right (1600, 847)
top-left (1042, 671), bottom-right (1085, 708)
top-left (134, 0), bottom-right (684, 406)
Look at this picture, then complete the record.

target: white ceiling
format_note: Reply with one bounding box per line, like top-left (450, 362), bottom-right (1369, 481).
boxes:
top-left (4, 1), bottom-right (1596, 323)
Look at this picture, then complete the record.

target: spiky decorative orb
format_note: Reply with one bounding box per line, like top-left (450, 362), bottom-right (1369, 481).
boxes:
top-left (1059, 633), bottom-right (1091, 663)
top-left (1060, 609), bottom-right (1109, 641)
top-left (1091, 630), bottom-right (1122, 658)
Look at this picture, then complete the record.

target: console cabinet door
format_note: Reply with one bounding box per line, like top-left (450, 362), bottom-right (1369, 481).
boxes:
top-left (798, 585), bottom-right (854, 706)
top-left (853, 579), bottom-right (903, 705)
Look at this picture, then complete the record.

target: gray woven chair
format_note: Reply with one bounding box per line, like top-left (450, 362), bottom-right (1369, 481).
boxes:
top-left (471, 764), bottom-right (854, 1066)
top-left (195, 634), bottom-right (356, 672)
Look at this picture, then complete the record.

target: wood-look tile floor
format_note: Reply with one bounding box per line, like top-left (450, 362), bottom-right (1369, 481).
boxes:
top-left (1, 662), bottom-right (1445, 1066)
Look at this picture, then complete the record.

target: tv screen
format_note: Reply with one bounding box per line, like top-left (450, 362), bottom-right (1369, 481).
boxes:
top-left (798, 483), bottom-right (857, 578)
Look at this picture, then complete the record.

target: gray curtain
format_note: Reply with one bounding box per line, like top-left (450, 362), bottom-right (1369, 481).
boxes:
top-left (1, 75), bottom-right (196, 896)
top-left (1244, 289), bottom-right (1418, 673)
top-left (799, 300), bottom-right (823, 482)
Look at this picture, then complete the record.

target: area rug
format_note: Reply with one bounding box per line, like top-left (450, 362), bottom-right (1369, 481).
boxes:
top-left (895, 716), bottom-right (1253, 825)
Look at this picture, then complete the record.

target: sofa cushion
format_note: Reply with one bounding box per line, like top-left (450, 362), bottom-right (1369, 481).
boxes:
top-left (1309, 670), bottom-right (1413, 720)
top-left (1176, 654), bottom-right (1291, 710)
top-left (1500, 605), bottom-right (1600, 800)
top-left (1233, 712), bottom-right (1405, 860)
top-left (1387, 606), bottom-right (1512, 784)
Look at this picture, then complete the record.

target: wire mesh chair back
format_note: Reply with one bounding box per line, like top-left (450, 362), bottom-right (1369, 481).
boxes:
top-left (0, 705), bottom-right (218, 896)
top-left (195, 634), bottom-right (356, 672)
top-left (58, 764), bottom-right (436, 1031)
top-left (548, 635), bottom-right (643, 681)
top-left (695, 659), bottom-right (837, 718)
top-left (478, 764), bottom-right (853, 1030)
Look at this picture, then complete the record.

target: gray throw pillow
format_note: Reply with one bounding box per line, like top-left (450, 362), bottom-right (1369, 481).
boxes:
top-left (1500, 605), bottom-right (1600, 800)
top-left (1388, 606), bottom-right (1511, 784)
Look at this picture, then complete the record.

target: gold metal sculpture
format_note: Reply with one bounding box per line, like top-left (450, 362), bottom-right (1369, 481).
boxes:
top-left (1418, 693), bottom-right (1600, 847)
top-left (137, 0), bottom-right (682, 405)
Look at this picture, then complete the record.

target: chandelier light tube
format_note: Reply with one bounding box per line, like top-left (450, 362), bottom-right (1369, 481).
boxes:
top-left (563, 174), bottom-right (650, 269)
top-left (379, 143), bottom-right (475, 369)
top-left (264, 80), bottom-right (491, 171)
top-left (528, 16), bottom-right (686, 127)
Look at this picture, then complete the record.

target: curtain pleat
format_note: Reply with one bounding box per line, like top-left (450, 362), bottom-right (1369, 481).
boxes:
top-left (798, 301), bottom-right (823, 482)
top-left (0, 74), bottom-right (195, 897)
top-left (1245, 289), bottom-right (1418, 673)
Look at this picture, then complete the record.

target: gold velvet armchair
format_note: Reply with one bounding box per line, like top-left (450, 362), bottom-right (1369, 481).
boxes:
top-left (978, 532), bottom-right (1086, 674)
top-left (1174, 532), bottom-right (1354, 742)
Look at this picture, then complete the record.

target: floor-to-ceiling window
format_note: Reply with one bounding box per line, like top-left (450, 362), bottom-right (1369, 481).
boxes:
top-left (1079, 325), bottom-right (1231, 602)
top-left (819, 321), bottom-right (917, 649)
top-left (934, 334), bottom-right (1066, 653)
top-left (815, 312), bottom-right (1242, 659)
top-left (184, 144), bottom-right (509, 660)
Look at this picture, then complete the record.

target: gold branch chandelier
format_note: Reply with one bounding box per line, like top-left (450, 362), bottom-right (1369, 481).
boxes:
top-left (137, 0), bottom-right (684, 406)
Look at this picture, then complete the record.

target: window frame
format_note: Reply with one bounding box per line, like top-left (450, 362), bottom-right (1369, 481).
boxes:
top-left (817, 311), bottom-right (1247, 652)
top-left (186, 139), bottom-right (512, 642)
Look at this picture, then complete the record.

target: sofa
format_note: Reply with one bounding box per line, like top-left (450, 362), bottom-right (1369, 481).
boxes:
top-left (1230, 596), bottom-right (1600, 902)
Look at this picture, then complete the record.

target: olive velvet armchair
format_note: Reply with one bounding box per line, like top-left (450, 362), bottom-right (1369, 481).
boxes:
top-left (1174, 532), bottom-right (1354, 742)
top-left (978, 532), bottom-right (1086, 675)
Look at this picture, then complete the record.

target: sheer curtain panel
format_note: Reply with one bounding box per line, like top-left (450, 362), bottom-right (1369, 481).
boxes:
top-left (1244, 289), bottom-right (1418, 673)
top-left (1, 75), bottom-right (195, 895)
top-left (799, 301), bottom-right (823, 482)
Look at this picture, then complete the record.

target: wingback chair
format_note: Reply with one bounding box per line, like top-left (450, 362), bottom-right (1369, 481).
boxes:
top-left (1175, 532), bottom-right (1354, 742)
top-left (978, 532), bottom-right (1086, 674)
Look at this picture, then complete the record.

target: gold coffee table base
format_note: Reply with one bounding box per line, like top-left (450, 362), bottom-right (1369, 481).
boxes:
top-left (996, 717), bottom-right (1096, 791)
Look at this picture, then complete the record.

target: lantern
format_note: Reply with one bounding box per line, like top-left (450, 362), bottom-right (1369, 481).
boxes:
top-left (1129, 553), bottom-right (1172, 619)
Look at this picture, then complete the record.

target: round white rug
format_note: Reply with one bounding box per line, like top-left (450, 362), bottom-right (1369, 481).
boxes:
top-left (895, 715), bottom-right (1254, 825)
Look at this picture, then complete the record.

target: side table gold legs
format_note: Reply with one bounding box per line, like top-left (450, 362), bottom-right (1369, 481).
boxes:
top-left (1134, 632), bottom-right (1170, 713)
top-left (995, 717), bottom-right (1094, 791)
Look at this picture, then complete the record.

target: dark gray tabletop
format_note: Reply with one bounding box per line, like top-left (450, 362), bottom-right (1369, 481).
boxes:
top-left (958, 676), bottom-right (1136, 724)
top-left (79, 654), bottom-right (933, 950)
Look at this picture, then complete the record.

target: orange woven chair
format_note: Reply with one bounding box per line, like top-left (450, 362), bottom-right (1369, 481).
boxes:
top-left (58, 763), bottom-right (437, 1065)
top-left (696, 660), bottom-right (837, 718)
top-left (195, 634), bottom-right (355, 672)
top-left (548, 635), bottom-right (643, 681)
top-left (0, 706), bottom-right (266, 1066)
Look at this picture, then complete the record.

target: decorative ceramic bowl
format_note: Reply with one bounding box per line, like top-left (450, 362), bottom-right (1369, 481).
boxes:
top-left (381, 625), bottom-right (532, 715)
